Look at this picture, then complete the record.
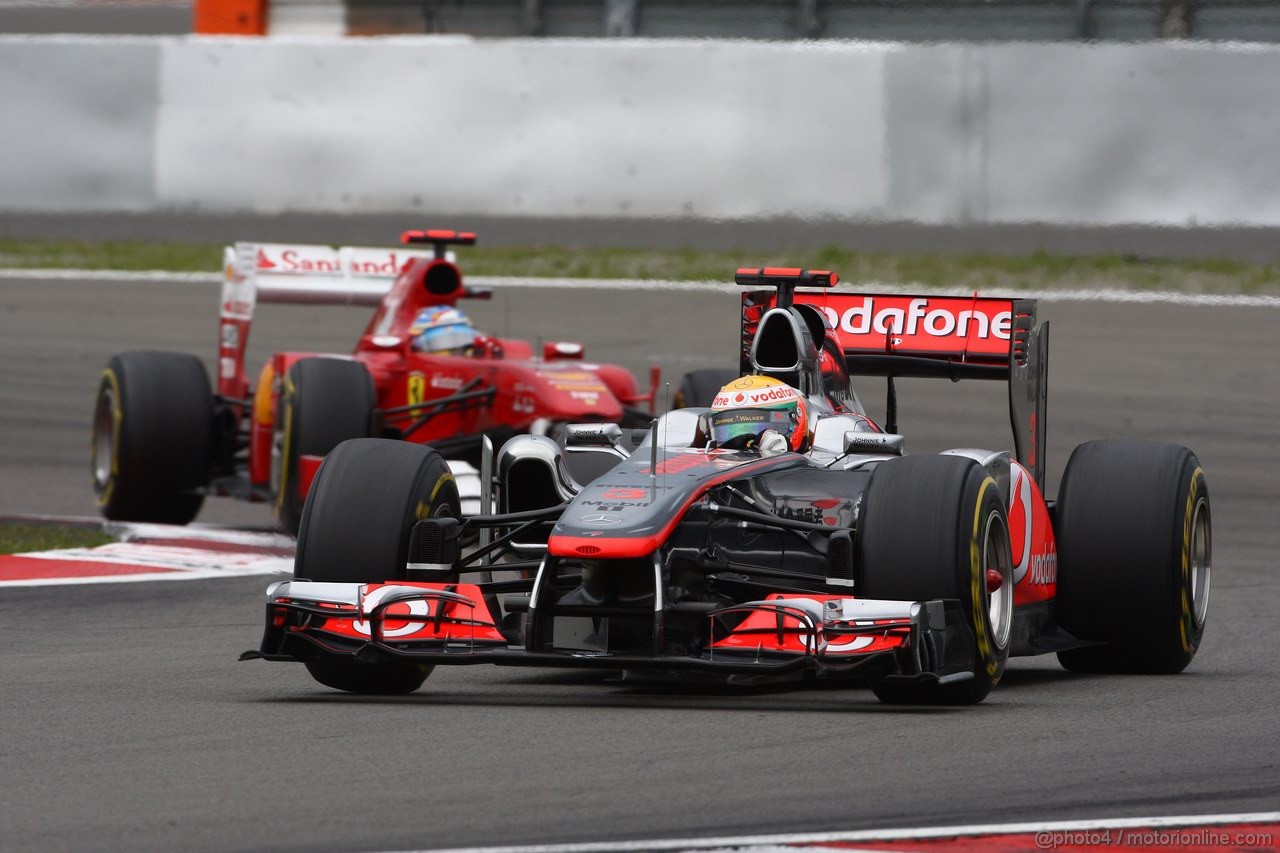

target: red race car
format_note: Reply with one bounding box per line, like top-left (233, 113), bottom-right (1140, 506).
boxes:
top-left (91, 230), bottom-right (659, 532)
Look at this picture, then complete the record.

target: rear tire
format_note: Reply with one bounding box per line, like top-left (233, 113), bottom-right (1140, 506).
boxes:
top-left (1054, 440), bottom-right (1211, 674)
top-left (672, 368), bottom-right (739, 410)
top-left (294, 438), bottom-right (459, 695)
top-left (273, 357), bottom-right (375, 535)
top-left (859, 454), bottom-right (1013, 705)
top-left (92, 351), bottom-right (212, 524)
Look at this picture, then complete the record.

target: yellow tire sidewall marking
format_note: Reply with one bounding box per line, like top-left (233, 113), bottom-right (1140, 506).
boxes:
top-left (95, 368), bottom-right (123, 507)
top-left (969, 476), bottom-right (1000, 679)
top-left (273, 374), bottom-right (296, 513)
top-left (416, 471), bottom-right (457, 520)
top-left (1178, 466), bottom-right (1204, 653)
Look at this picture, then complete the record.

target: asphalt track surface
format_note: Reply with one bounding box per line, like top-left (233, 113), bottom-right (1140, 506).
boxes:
top-left (2, 274), bottom-right (1280, 852)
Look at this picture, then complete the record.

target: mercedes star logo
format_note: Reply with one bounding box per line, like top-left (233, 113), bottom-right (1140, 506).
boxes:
top-left (580, 514), bottom-right (622, 526)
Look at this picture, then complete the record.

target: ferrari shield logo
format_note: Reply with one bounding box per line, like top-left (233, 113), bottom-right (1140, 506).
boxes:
top-left (407, 372), bottom-right (426, 418)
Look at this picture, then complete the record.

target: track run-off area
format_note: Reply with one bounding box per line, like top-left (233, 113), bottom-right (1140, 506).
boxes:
top-left (1, 270), bottom-right (1278, 851)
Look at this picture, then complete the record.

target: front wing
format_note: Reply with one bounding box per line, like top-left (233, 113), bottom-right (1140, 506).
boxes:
top-left (243, 581), bottom-right (977, 686)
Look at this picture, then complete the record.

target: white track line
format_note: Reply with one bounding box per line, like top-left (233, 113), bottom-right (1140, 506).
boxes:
top-left (0, 567), bottom-right (288, 588)
top-left (417, 811), bottom-right (1280, 853)
top-left (115, 522), bottom-right (296, 548)
top-left (3, 267), bottom-right (1279, 307)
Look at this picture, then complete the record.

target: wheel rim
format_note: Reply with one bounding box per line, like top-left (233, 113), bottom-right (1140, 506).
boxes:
top-left (983, 512), bottom-right (1014, 650)
top-left (1190, 496), bottom-right (1211, 629)
top-left (270, 413), bottom-right (285, 498)
top-left (92, 386), bottom-right (116, 490)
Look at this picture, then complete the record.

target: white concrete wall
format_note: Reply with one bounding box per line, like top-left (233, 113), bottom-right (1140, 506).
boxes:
top-left (0, 37), bottom-right (161, 211)
top-left (154, 37), bottom-right (888, 220)
top-left (882, 41), bottom-right (1280, 226)
top-left (2, 35), bottom-right (1279, 227)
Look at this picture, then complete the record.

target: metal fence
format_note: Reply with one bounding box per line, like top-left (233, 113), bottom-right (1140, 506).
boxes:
top-left (330, 0), bottom-right (1280, 41)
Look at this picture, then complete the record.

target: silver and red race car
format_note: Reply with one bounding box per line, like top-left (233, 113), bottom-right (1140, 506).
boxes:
top-left (244, 269), bottom-right (1212, 704)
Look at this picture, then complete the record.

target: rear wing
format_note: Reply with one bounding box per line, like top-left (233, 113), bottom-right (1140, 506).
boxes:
top-left (219, 241), bottom-right (451, 313)
top-left (217, 234), bottom-right (474, 401)
top-left (742, 289), bottom-right (1049, 490)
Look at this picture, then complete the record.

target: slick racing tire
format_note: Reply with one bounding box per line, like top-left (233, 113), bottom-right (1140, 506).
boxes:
top-left (1054, 440), bottom-right (1211, 674)
top-left (859, 454), bottom-right (1013, 705)
top-left (272, 357), bottom-right (375, 535)
top-left (92, 351), bottom-right (213, 524)
top-left (293, 439), bottom-right (459, 696)
top-left (672, 368), bottom-right (739, 410)
top-left (295, 438), bottom-right (461, 585)
top-left (303, 657), bottom-right (431, 696)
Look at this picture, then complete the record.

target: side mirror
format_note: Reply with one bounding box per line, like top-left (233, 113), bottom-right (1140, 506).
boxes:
top-left (544, 341), bottom-right (584, 360)
top-left (563, 422), bottom-right (623, 449)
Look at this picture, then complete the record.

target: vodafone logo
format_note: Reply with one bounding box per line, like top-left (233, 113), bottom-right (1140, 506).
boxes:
top-left (742, 386), bottom-right (798, 405)
top-left (815, 297), bottom-right (1013, 341)
top-left (712, 384), bottom-right (798, 409)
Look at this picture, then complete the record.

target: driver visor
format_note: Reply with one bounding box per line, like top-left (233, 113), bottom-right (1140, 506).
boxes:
top-left (416, 324), bottom-right (476, 352)
top-left (709, 407), bottom-right (794, 448)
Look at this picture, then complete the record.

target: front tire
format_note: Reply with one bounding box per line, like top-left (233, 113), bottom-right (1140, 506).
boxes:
top-left (92, 351), bottom-right (212, 524)
top-left (295, 438), bottom-right (461, 585)
top-left (272, 357), bottom-right (375, 535)
top-left (303, 658), bottom-right (430, 695)
top-left (1054, 440), bottom-right (1211, 674)
top-left (859, 454), bottom-right (1013, 705)
top-left (294, 438), bottom-right (459, 695)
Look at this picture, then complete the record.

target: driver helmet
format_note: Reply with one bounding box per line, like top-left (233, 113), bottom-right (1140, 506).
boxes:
top-left (709, 375), bottom-right (809, 453)
top-left (410, 306), bottom-right (477, 354)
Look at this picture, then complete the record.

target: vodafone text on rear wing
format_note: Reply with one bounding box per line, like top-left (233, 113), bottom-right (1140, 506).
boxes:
top-left (742, 290), bottom-right (1049, 489)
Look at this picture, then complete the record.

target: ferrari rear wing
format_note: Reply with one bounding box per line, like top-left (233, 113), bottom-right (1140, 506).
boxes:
top-left (742, 288), bottom-right (1049, 490)
top-left (219, 241), bottom-right (451, 313)
top-left (216, 234), bottom-right (481, 401)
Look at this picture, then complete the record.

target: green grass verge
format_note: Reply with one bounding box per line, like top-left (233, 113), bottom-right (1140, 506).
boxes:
top-left (2, 237), bottom-right (1277, 295)
top-left (0, 523), bottom-right (115, 555)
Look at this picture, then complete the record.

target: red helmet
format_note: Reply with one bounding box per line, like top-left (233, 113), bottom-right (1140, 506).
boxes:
top-left (709, 375), bottom-right (809, 453)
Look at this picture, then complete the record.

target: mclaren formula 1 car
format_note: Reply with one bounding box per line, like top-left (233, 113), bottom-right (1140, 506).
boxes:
top-left (243, 269), bottom-right (1212, 704)
top-left (91, 230), bottom-right (659, 532)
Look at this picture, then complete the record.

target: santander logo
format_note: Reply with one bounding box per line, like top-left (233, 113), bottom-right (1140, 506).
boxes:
top-left (346, 252), bottom-right (416, 275)
top-left (254, 245), bottom-right (421, 276)
top-left (815, 297), bottom-right (1013, 341)
top-left (257, 248), bottom-right (341, 273)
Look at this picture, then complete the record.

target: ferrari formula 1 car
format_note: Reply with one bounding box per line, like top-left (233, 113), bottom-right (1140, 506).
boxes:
top-left (91, 230), bottom-right (659, 532)
top-left (243, 269), bottom-right (1212, 704)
